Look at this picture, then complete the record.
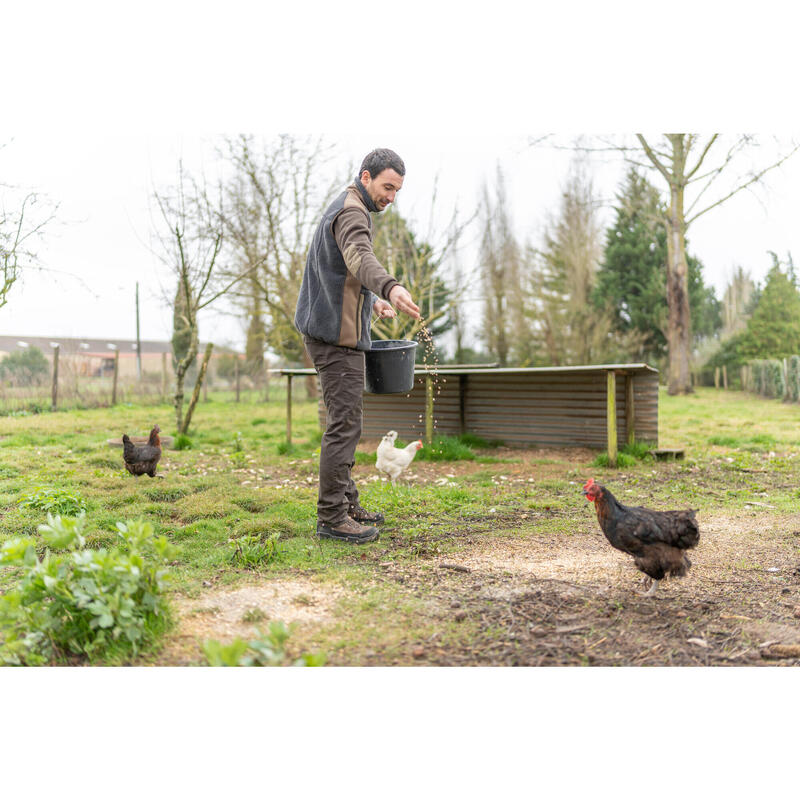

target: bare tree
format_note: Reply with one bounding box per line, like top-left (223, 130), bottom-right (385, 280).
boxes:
top-left (1, 146), bottom-right (58, 311)
top-left (531, 161), bottom-right (619, 364)
top-left (479, 168), bottom-right (518, 366)
top-left (152, 163), bottom-right (246, 433)
top-left (721, 265), bottom-right (756, 339)
top-left (621, 135), bottom-right (798, 393)
top-left (212, 135), bottom-right (343, 399)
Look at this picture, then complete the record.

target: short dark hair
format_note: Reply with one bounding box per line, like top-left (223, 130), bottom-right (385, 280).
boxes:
top-left (359, 148), bottom-right (405, 180)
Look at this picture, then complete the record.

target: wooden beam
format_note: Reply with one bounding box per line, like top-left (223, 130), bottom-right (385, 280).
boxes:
top-left (425, 373), bottom-right (434, 444)
top-left (286, 374), bottom-right (293, 445)
top-left (625, 373), bottom-right (635, 447)
top-left (606, 370), bottom-right (617, 467)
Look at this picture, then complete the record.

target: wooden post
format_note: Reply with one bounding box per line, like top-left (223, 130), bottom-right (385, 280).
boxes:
top-left (722, 364), bottom-right (728, 390)
top-left (203, 368), bottom-right (208, 402)
top-left (625, 374), bottom-right (635, 447)
top-left (286, 374), bottom-right (293, 445)
top-left (161, 352), bottom-right (168, 401)
top-left (606, 370), bottom-right (617, 468)
top-left (111, 349), bottom-right (120, 405)
top-left (235, 357), bottom-right (240, 402)
top-left (425, 373), bottom-right (434, 444)
top-left (714, 367), bottom-right (720, 389)
top-left (51, 345), bottom-right (59, 411)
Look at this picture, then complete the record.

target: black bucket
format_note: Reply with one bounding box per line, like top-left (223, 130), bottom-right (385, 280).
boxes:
top-left (364, 339), bottom-right (418, 394)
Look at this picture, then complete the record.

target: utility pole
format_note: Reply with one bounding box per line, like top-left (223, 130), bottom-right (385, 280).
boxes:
top-left (135, 282), bottom-right (142, 380)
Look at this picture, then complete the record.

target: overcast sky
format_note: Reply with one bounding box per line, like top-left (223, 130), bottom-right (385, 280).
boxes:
top-left (4, 3), bottom-right (799, 357)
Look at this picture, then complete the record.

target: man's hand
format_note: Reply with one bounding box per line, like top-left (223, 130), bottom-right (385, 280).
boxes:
top-left (388, 285), bottom-right (421, 320)
top-left (373, 298), bottom-right (397, 319)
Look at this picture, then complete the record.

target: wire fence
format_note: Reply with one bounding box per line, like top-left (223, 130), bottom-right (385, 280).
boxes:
top-left (0, 370), bottom-right (290, 416)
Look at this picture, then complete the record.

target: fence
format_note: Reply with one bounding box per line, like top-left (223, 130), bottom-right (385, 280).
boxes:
top-left (742, 356), bottom-right (800, 401)
top-left (0, 361), bottom-right (278, 415)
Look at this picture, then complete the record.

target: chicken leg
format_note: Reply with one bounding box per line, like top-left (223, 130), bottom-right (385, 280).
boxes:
top-left (641, 578), bottom-right (660, 597)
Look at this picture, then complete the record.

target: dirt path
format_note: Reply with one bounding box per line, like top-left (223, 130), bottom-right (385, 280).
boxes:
top-left (157, 508), bottom-right (800, 666)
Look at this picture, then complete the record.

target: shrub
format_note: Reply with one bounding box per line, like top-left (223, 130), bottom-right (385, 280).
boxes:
top-left (202, 621), bottom-right (326, 666)
top-left (0, 347), bottom-right (50, 387)
top-left (18, 486), bottom-right (87, 516)
top-left (0, 515), bottom-right (176, 665)
top-left (228, 532), bottom-right (281, 569)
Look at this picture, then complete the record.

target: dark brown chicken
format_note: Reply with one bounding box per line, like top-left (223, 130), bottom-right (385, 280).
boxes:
top-left (583, 478), bottom-right (699, 596)
top-left (122, 425), bottom-right (162, 478)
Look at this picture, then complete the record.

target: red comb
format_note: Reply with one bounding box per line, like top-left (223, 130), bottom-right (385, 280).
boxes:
top-left (583, 478), bottom-right (596, 490)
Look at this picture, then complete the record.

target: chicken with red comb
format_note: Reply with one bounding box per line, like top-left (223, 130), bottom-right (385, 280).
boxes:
top-left (583, 478), bottom-right (699, 596)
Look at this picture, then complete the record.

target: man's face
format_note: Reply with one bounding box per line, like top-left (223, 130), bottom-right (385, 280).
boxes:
top-left (360, 168), bottom-right (404, 211)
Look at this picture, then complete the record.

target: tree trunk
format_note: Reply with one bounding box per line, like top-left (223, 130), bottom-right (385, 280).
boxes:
top-left (174, 368), bottom-right (186, 432)
top-left (665, 181), bottom-right (692, 395)
top-left (181, 342), bottom-right (214, 434)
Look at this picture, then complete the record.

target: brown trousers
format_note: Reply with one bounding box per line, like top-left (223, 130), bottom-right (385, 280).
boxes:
top-left (304, 337), bottom-right (363, 524)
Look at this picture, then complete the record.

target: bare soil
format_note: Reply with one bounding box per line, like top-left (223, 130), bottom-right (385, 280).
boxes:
top-left (157, 506), bottom-right (800, 666)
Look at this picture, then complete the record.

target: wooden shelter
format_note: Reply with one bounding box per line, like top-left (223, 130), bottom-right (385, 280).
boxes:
top-left (277, 363), bottom-right (659, 465)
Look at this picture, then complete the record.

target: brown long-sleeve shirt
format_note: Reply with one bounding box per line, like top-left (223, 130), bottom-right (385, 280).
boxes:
top-left (332, 184), bottom-right (399, 302)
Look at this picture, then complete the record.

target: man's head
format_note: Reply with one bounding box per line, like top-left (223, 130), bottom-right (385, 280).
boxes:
top-left (358, 148), bottom-right (405, 212)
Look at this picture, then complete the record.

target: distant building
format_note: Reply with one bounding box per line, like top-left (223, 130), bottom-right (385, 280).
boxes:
top-left (0, 336), bottom-right (238, 379)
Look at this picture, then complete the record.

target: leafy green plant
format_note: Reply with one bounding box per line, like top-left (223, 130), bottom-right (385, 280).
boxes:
top-left (228, 531), bottom-right (281, 568)
top-left (232, 431), bottom-right (244, 452)
top-left (174, 434), bottom-right (193, 450)
top-left (18, 486), bottom-right (87, 516)
top-left (0, 514), bottom-right (176, 665)
top-left (415, 434), bottom-right (476, 462)
top-left (202, 621), bottom-right (326, 666)
top-left (591, 451), bottom-right (637, 468)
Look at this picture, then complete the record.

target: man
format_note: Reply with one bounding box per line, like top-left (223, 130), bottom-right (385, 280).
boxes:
top-left (295, 148), bottom-right (420, 544)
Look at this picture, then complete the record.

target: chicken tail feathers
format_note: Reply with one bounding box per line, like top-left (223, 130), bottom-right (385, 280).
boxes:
top-left (122, 434), bottom-right (135, 461)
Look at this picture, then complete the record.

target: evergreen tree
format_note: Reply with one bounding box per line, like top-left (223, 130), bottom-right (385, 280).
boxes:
top-left (594, 168), bottom-right (721, 365)
top-left (737, 260), bottom-right (800, 360)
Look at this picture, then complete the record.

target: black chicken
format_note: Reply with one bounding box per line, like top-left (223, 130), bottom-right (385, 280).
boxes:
top-left (122, 424), bottom-right (162, 478)
top-left (583, 478), bottom-right (700, 596)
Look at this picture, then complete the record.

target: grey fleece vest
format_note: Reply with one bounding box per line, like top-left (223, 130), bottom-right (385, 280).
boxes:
top-left (294, 188), bottom-right (375, 351)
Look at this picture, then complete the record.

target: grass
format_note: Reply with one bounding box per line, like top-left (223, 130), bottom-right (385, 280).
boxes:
top-left (1, 385), bottom-right (800, 663)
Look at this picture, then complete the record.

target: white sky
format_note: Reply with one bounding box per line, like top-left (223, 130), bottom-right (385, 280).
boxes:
top-left (4, 2), bottom-right (800, 355)
top-left (5, 131), bottom-right (799, 354)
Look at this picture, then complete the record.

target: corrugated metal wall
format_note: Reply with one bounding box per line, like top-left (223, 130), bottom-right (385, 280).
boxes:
top-left (315, 367), bottom-right (658, 448)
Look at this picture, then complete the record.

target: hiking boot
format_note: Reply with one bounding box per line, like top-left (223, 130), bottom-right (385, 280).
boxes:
top-left (317, 516), bottom-right (379, 544)
top-left (348, 503), bottom-right (385, 525)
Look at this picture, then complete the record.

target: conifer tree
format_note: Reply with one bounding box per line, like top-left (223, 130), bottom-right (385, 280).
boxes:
top-left (594, 168), bottom-right (721, 366)
top-left (737, 258), bottom-right (800, 360)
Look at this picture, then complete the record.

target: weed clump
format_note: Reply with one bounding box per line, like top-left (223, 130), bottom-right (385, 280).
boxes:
top-left (18, 486), bottom-right (87, 516)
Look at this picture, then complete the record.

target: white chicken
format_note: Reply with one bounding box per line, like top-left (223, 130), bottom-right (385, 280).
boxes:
top-left (376, 430), bottom-right (423, 484)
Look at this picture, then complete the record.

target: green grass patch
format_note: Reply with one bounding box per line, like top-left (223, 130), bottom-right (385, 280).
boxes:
top-left (416, 435), bottom-right (476, 462)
